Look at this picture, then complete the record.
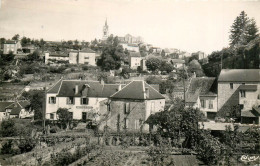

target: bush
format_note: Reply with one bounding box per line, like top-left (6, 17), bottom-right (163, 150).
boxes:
top-left (1, 140), bottom-right (13, 154)
top-left (82, 65), bottom-right (88, 70)
top-left (0, 119), bottom-right (17, 137)
top-left (18, 137), bottom-right (36, 153)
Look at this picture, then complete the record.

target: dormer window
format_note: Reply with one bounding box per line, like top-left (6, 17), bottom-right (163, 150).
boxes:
top-left (67, 97), bottom-right (74, 105)
top-left (230, 83), bottom-right (233, 89)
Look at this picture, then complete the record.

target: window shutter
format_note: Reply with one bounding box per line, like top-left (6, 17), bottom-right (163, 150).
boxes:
top-left (49, 97), bottom-right (51, 104)
top-left (86, 98), bottom-right (89, 105)
top-left (54, 97), bottom-right (56, 104)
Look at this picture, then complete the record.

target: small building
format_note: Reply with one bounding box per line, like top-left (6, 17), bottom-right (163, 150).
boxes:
top-left (3, 40), bottom-right (22, 54)
top-left (168, 59), bottom-right (185, 69)
top-left (0, 101), bottom-right (13, 121)
top-left (0, 101), bottom-right (33, 120)
top-left (121, 43), bottom-right (139, 52)
top-left (129, 52), bottom-right (142, 69)
top-left (69, 48), bottom-right (96, 65)
top-left (45, 51), bottom-right (69, 64)
top-left (104, 80), bottom-right (165, 133)
top-left (186, 77), bottom-right (217, 120)
top-left (191, 51), bottom-right (207, 60)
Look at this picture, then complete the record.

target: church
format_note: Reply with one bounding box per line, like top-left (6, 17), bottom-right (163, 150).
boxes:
top-left (102, 19), bottom-right (109, 40)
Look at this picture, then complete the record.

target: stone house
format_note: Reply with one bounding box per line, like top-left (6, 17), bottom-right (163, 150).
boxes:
top-left (45, 79), bottom-right (121, 121)
top-left (69, 48), bottom-right (96, 66)
top-left (3, 40), bottom-right (22, 54)
top-left (129, 52), bottom-right (142, 69)
top-left (185, 77), bottom-right (217, 120)
top-left (103, 80), bottom-right (165, 133)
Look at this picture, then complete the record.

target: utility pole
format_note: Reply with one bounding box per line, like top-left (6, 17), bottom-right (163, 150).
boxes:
top-left (183, 63), bottom-right (186, 104)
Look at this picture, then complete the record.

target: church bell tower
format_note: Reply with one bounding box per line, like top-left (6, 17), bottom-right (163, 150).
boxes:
top-left (102, 19), bottom-right (109, 40)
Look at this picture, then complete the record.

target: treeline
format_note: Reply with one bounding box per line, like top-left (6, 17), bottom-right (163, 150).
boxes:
top-left (203, 11), bottom-right (259, 77)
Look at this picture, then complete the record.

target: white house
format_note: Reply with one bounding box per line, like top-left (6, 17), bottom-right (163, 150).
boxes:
top-left (3, 40), bottom-right (22, 54)
top-left (69, 48), bottom-right (96, 66)
top-left (45, 51), bottom-right (69, 64)
top-left (129, 52), bottom-right (142, 69)
top-left (45, 79), bottom-right (122, 121)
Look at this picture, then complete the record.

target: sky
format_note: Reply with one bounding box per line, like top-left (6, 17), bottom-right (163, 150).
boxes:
top-left (0, 0), bottom-right (260, 54)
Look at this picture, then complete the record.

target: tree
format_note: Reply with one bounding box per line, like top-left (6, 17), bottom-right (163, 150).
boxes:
top-left (159, 61), bottom-right (174, 73)
top-left (57, 108), bottom-right (72, 130)
top-left (161, 49), bottom-right (165, 57)
top-left (0, 38), bottom-right (6, 46)
top-left (97, 36), bottom-right (124, 71)
top-left (229, 11), bottom-right (259, 48)
top-left (21, 90), bottom-right (45, 120)
top-left (187, 59), bottom-right (205, 77)
top-left (0, 119), bottom-right (17, 137)
top-left (12, 34), bottom-right (20, 40)
top-left (21, 37), bottom-right (31, 47)
top-left (27, 50), bottom-right (40, 61)
top-left (146, 58), bottom-right (161, 72)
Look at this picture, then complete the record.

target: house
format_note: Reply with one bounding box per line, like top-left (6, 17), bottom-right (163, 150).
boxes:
top-left (45, 51), bottom-right (69, 64)
top-left (121, 43), bottom-right (139, 52)
top-left (0, 101), bottom-right (13, 121)
top-left (185, 77), bottom-right (217, 120)
top-left (0, 101), bottom-right (33, 120)
top-left (218, 69), bottom-right (260, 111)
top-left (129, 52), bottom-right (142, 69)
top-left (119, 34), bottom-right (143, 44)
top-left (191, 51), bottom-right (207, 60)
top-left (104, 80), bottom-right (165, 133)
top-left (168, 59), bottom-right (185, 69)
top-left (3, 40), bottom-right (22, 54)
top-left (45, 79), bottom-right (122, 121)
top-left (69, 48), bottom-right (96, 65)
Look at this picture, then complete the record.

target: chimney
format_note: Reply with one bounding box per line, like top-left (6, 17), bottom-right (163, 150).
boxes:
top-left (100, 78), bottom-right (104, 85)
top-left (145, 87), bottom-right (149, 99)
top-left (75, 85), bottom-right (78, 94)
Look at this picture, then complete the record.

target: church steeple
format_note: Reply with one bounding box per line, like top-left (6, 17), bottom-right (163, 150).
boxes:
top-left (102, 18), bottom-right (109, 40)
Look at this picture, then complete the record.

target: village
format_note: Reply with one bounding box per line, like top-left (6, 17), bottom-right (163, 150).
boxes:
top-left (0, 3), bottom-right (259, 166)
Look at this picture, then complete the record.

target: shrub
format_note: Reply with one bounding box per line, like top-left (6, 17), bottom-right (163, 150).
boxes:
top-left (0, 119), bottom-right (17, 137)
top-left (82, 65), bottom-right (88, 70)
top-left (18, 137), bottom-right (36, 153)
top-left (0, 140), bottom-right (13, 154)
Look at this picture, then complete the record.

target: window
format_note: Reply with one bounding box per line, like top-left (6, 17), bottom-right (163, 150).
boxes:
top-left (258, 94), bottom-right (260, 99)
top-left (135, 120), bottom-right (139, 130)
top-left (200, 100), bottom-right (205, 108)
top-left (49, 97), bottom-right (56, 104)
top-left (50, 113), bottom-right (54, 120)
top-left (124, 118), bottom-right (129, 129)
top-left (241, 90), bottom-right (246, 98)
top-left (242, 83), bottom-right (245, 85)
top-left (84, 57), bottom-right (89, 59)
top-left (67, 97), bottom-right (74, 105)
top-left (230, 83), bottom-right (233, 89)
top-left (124, 103), bottom-right (130, 114)
top-left (209, 100), bottom-right (213, 109)
top-left (81, 97), bottom-right (89, 105)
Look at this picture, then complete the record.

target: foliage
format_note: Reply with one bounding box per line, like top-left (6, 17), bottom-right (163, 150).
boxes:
top-left (97, 35), bottom-right (125, 71)
top-left (187, 59), bottom-right (205, 77)
top-left (18, 137), bottom-right (37, 153)
top-left (145, 57), bottom-right (161, 72)
top-left (12, 34), bottom-right (20, 40)
top-left (230, 11), bottom-right (259, 48)
top-left (21, 90), bottom-right (45, 120)
top-left (159, 61), bottom-right (174, 73)
top-left (0, 119), bottom-right (17, 137)
top-left (48, 66), bottom-right (67, 73)
top-left (27, 51), bottom-right (40, 61)
top-left (82, 65), bottom-right (88, 71)
top-left (57, 108), bottom-right (73, 130)
top-left (1, 140), bottom-right (14, 154)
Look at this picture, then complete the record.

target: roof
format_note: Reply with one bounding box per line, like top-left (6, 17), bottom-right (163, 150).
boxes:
top-left (80, 48), bottom-right (95, 53)
top-left (186, 77), bottom-right (216, 103)
top-left (49, 80), bottom-right (121, 98)
top-left (218, 69), bottom-right (260, 82)
top-left (241, 110), bottom-right (256, 117)
top-left (239, 85), bottom-right (257, 91)
top-left (5, 40), bottom-right (17, 44)
top-left (0, 102), bottom-right (13, 112)
top-left (110, 80), bottom-right (164, 100)
top-left (129, 52), bottom-right (141, 57)
top-left (5, 101), bottom-right (30, 115)
top-left (49, 52), bottom-right (69, 57)
top-left (170, 59), bottom-right (185, 64)
top-left (199, 122), bottom-right (234, 131)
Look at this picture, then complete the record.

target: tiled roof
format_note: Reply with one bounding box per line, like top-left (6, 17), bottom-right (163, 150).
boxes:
top-left (218, 69), bottom-right (260, 82)
top-left (129, 52), bottom-right (141, 57)
top-left (110, 80), bottom-right (164, 100)
top-left (5, 101), bottom-right (30, 115)
top-left (5, 40), bottom-right (17, 44)
top-left (52, 80), bottom-right (121, 98)
top-left (49, 52), bottom-right (69, 57)
top-left (241, 110), bottom-right (256, 117)
top-left (0, 102), bottom-right (13, 112)
top-left (170, 59), bottom-right (185, 64)
top-left (80, 48), bottom-right (95, 53)
top-left (186, 77), bottom-right (216, 103)
top-left (47, 79), bottom-right (63, 93)
top-left (239, 85), bottom-right (257, 91)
